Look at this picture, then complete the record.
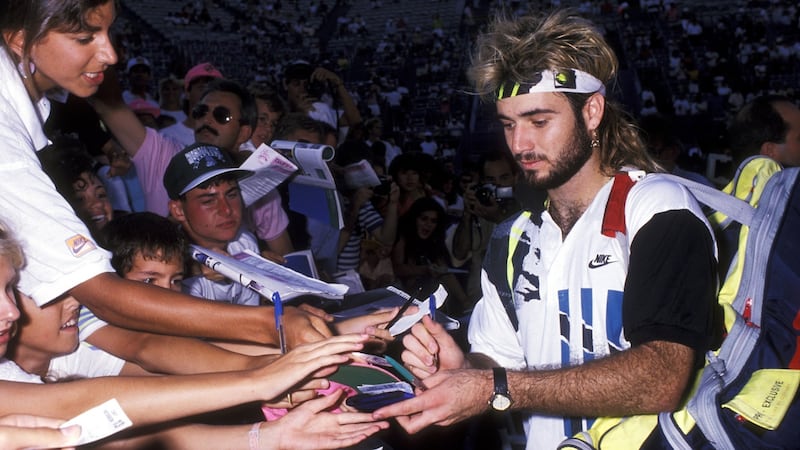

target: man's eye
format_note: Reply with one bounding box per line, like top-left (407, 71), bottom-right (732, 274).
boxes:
top-left (142, 278), bottom-right (154, 284)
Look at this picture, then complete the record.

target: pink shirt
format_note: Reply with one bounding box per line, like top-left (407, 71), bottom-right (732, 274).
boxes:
top-left (248, 190), bottom-right (289, 241)
top-left (131, 127), bottom-right (180, 216)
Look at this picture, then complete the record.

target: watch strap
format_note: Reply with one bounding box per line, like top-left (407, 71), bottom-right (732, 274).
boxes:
top-left (493, 367), bottom-right (509, 396)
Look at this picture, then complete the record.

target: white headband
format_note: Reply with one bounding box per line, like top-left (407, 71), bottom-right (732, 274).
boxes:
top-left (496, 69), bottom-right (606, 100)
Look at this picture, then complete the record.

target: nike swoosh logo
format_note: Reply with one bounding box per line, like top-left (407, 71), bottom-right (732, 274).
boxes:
top-left (588, 258), bottom-right (615, 269)
top-left (588, 261), bottom-right (613, 269)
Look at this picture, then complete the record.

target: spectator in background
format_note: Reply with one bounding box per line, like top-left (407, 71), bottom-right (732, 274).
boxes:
top-left (364, 117), bottom-right (401, 168)
top-left (639, 114), bottom-right (714, 186)
top-left (451, 148), bottom-right (523, 305)
top-left (420, 131), bottom-right (439, 157)
top-left (388, 153), bottom-right (428, 218)
top-left (282, 60), bottom-right (362, 144)
top-left (392, 197), bottom-right (469, 314)
top-left (728, 94), bottom-right (800, 168)
top-left (160, 62), bottom-right (224, 147)
top-left (128, 98), bottom-right (162, 129)
top-left (158, 75), bottom-right (186, 124)
top-left (38, 137), bottom-right (115, 241)
top-left (122, 56), bottom-right (158, 108)
top-left (358, 237), bottom-right (395, 291)
top-left (335, 141), bottom-right (400, 274)
top-left (244, 83), bottom-right (287, 151)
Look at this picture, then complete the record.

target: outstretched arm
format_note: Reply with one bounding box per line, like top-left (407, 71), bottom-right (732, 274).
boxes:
top-left (0, 334), bottom-right (370, 425)
top-left (100, 393), bottom-right (388, 450)
top-left (86, 324), bottom-right (278, 375)
top-left (72, 273), bottom-right (331, 348)
top-left (374, 339), bottom-right (695, 433)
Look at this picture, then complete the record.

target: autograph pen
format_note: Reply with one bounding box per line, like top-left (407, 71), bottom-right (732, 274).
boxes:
top-left (272, 291), bottom-right (287, 354)
top-left (428, 295), bottom-right (439, 369)
top-left (383, 291), bottom-right (419, 331)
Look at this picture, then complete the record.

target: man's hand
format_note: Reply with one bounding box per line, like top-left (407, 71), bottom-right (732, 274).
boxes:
top-left (372, 369), bottom-right (492, 434)
top-left (282, 306), bottom-right (334, 348)
top-left (310, 67), bottom-right (344, 89)
top-left (401, 315), bottom-right (466, 378)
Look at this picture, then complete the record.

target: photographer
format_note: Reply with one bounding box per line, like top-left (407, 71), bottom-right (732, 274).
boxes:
top-left (451, 149), bottom-right (522, 306)
top-left (282, 60), bottom-right (362, 145)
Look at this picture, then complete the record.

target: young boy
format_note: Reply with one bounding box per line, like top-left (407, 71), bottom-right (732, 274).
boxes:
top-left (101, 211), bottom-right (187, 291)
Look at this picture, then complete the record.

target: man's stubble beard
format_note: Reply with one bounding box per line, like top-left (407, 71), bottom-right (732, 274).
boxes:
top-left (522, 122), bottom-right (593, 191)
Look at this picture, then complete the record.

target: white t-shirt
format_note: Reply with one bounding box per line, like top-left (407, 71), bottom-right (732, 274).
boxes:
top-left (48, 341), bottom-right (126, 380)
top-left (0, 50), bottom-right (113, 306)
top-left (183, 229), bottom-right (262, 306)
top-left (0, 358), bottom-right (42, 383)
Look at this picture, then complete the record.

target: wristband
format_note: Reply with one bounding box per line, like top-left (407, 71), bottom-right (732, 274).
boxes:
top-left (248, 422), bottom-right (261, 450)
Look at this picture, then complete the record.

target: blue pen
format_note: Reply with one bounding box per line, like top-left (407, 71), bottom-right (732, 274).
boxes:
top-left (272, 292), bottom-right (287, 354)
top-left (428, 295), bottom-right (439, 369)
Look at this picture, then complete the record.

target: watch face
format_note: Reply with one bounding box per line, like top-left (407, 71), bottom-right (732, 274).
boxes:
top-left (491, 394), bottom-right (512, 411)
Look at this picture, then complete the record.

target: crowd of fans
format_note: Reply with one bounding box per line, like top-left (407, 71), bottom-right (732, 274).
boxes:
top-left (2, 0), bottom-right (800, 447)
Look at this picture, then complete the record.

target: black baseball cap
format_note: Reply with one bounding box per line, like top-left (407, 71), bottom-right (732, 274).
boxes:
top-left (164, 143), bottom-right (253, 199)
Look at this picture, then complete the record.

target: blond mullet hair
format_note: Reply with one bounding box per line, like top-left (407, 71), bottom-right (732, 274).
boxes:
top-left (468, 9), bottom-right (660, 174)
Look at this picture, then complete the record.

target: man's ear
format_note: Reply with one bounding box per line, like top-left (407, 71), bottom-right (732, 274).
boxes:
top-left (3, 30), bottom-right (25, 59)
top-left (168, 199), bottom-right (186, 223)
top-left (582, 92), bottom-right (606, 133)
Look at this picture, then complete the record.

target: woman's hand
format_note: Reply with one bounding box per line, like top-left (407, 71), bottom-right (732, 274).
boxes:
top-left (260, 390), bottom-right (389, 450)
top-left (252, 334), bottom-right (369, 401)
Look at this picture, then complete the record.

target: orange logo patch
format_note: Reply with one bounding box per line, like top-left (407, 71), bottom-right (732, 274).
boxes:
top-left (66, 234), bottom-right (96, 257)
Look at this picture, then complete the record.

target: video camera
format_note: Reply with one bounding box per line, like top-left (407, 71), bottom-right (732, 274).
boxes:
top-left (474, 183), bottom-right (514, 206)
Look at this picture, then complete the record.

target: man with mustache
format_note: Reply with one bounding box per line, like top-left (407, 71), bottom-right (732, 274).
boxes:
top-left (373, 10), bottom-right (721, 449)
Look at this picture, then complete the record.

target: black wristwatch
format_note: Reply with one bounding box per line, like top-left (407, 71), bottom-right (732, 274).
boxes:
top-left (489, 367), bottom-right (513, 412)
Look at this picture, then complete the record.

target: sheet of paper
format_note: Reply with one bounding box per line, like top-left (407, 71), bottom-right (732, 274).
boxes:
top-left (342, 159), bottom-right (381, 190)
top-left (191, 246), bottom-right (349, 301)
top-left (387, 284), bottom-right (450, 336)
top-left (60, 398), bottom-right (132, 446)
top-left (238, 143), bottom-right (298, 206)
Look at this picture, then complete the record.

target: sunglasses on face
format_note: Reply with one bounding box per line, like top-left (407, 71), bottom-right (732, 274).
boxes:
top-left (191, 104), bottom-right (242, 125)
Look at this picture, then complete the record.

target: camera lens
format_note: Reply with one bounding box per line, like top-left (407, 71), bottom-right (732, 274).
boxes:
top-left (475, 186), bottom-right (493, 206)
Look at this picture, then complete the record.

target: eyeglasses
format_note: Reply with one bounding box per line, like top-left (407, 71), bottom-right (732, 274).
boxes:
top-left (191, 104), bottom-right (242, 125)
